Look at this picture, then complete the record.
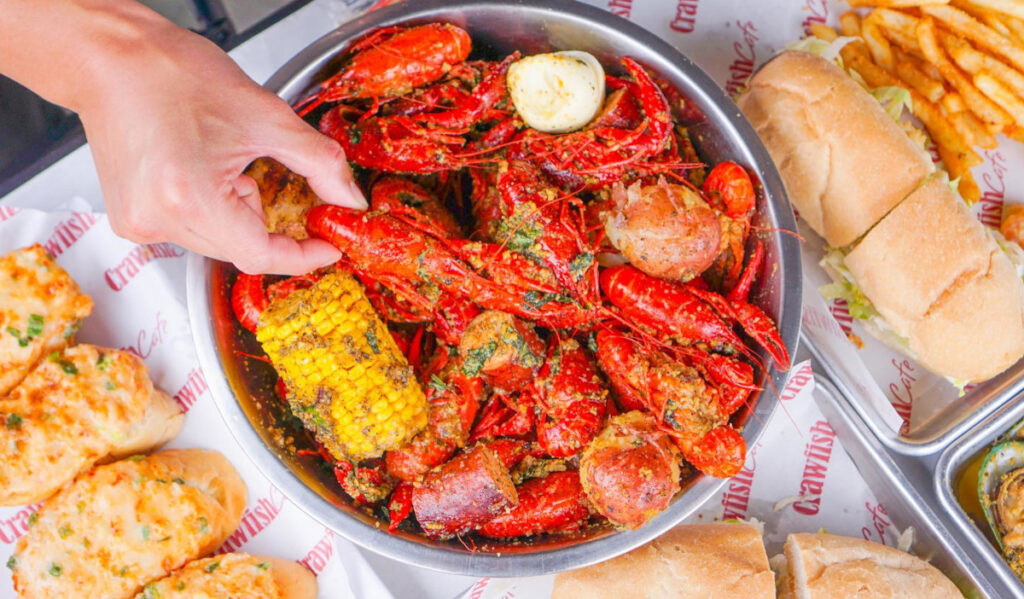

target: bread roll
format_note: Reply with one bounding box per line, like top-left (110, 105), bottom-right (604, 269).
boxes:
top-left (552, 522), bottom-right (775, 599)
top-left (737, 51), bottom-right (933, 247)
top-left (132, 553), bottom-right (317, 599)
top-left (845, 178), bottom-right (1024, 381)
top-left (0, 344), bottom-right (184, 506)
top-left (778, 533), bottom-right (961, 599)
top-left (0, 244), bottom-right (93, 395)
top-left (10, 449), bottom-right (246, 599)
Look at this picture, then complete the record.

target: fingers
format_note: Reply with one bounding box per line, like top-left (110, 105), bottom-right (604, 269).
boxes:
top-left (265, 112), bottom-right (368, 210)
top-left (189, 187), bottom-right (341, 275)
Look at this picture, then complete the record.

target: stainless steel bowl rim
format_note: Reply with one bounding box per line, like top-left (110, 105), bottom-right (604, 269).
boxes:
top-left (187, 0), bottom-right (801, 576)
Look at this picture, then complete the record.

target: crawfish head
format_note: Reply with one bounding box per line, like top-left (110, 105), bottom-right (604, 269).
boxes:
top-left (295, 23), bottom-right (472, 115)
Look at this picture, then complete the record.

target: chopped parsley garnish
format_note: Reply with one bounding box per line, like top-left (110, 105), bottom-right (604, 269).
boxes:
top-left (6, 556), bottom-right (16, 570)
top-left (428, 375), bottom-right (449, 393)
top-left (141, 526), bottom-right (150, 541)
top-left (462, 341), bottom-right (497, 377)
top-left (256, 561), bottom-right (271, 571)
top-left (26, 314), bottom-right (43, 338)
top-left (175, 582), bottom-right (185, 591)
top-left (5, 413), bottom-right (23, 429)
top-left (568, 252), bottom-right (595, 278)
top-left (142, 583), bottom-right (160, 599)
top-left (365, 327), bottom-right (381, 354)
top-left (105, 380), bottom-right (117, 391)
top-left (48, 352), bottom-right (77, 375)
top-left (96, 352), bottom-right (108, 370)
top-left (27, 512), bottom-right (37, 527)
top-left (58, 525), bottom-right (72, 539)
top-left (204, 561), bottom-right (220, 573)
top-left (128, 454), bottom-right (145, 462)
top-left (172, 477), bottom-right (185, 485)
top-left (48, 562), bottom-right (62, 577)
top-left (197, 516), bottom-right (209, 534)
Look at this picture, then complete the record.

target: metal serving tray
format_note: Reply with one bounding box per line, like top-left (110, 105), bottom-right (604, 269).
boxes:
top-left (803, 330), bottom-right (1024, 457)
top-left (935, 390), bottom-right (1024, 597)
top-left (814, 376), bottom-right (996, 598)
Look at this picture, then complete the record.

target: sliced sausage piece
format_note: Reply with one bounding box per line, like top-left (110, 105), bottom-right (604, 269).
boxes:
top-left (412, 445), bottom-right (518, 538)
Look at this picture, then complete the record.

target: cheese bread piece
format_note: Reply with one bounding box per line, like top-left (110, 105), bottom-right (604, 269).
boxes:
top-left (10, 449), bottom-right (246, 599)
top-left (0, 244), bottom-right (93, 395)
top-left (0, 344), bottom-right (183, 506)
top-left (134, 554), bottom-right (317, 599)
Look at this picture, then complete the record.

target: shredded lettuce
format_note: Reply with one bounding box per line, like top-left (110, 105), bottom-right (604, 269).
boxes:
top-left (786, 35), bottom-right (859, 67)
top-left (819, 250), bottom-right (880, 320)
top-left (989, 227), bottom-right (1024, 281)
top-left (819, 249), bottom-right (915, 356)
top-left (870, 86), bottom-right (913, 122)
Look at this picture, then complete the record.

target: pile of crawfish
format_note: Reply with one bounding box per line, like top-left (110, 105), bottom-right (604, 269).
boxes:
top-left (232, 23), bottom-right (791, 542)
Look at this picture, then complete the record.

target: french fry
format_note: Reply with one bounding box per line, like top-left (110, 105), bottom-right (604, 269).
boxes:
top-left (958, 0), bottom-right (1024, 21)
top-left (1004, 16), bottom-right (1024, 45)
top-left (938, 141), bottom-right (983, 205)
top-left (949, 110), bottom-right (999, 148)
top-left (873, 9), bottom-right (930, 61)
top-left (896, 60), bottom-right (947, 101)
top-left (921, 5), bottom-right (1024, 69)
top-left (847, 0), bottom-right (949, 6)
top-left (864, 15), bottom-right (897, 71)
top-left (975, 71), bottom-right (1024, 122)
top-left (840, 12), bottom-right (862, 37)
top-left (942, 91), bottom-right (967, 113)
top-left (841, 41), bottom-right (902, 88)
top-left (951, 0), bottom-right (1013, 36)
top-left (917, 17), bottom-right (1014, 126)
top-left (1006, 124), bottom-right (1024, 144)
top-left (810, 23), bottom-right (839, 42)
top-left (941, 31), bottom-right (1024, 99)
top-left (911, 87), bottom-right (982, 167)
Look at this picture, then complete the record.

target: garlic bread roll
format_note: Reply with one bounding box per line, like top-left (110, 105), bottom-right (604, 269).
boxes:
top-left (0, 244), bottom-right (93, 395)
top-left (134, 554), bottom-right (317, 599)
top-left (10, 449), bottom-right (246, 599)
top-left (0, 344), bottom-right (184, 506)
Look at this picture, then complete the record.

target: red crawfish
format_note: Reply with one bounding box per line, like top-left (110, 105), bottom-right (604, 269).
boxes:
top-left (478, 470), bottom-right (591, 538)
top-left (594, 329), bottom-right (745, 478)
top-left (230, 272), bottom-right (323, 333)
top-left (509, 58), bottom-right (684, 191)
top-left (600, 265), bottom-right (789, 369)
top-left (319, 54), bottom-right (517, 174)
top-left (306, 205), bottom-right (603, 329)
top-left (530, 339), bottom-right (608, 458)
top-left (294, 23), bottom-right (472, 116)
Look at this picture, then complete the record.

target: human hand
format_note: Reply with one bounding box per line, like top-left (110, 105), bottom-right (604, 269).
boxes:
top-left (77, 14), bottom-right (365, 274)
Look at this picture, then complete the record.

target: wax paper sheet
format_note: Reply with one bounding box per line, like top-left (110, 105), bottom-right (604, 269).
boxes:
top-left (0, 208), bottom-right (394, 599)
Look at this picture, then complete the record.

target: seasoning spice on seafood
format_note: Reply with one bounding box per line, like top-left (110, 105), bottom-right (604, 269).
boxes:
top-left (229, 22), bottom-right (790, 542)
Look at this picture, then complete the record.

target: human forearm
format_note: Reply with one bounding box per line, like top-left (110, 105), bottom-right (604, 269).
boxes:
top-left (0, 0), bottom-right (179, 114)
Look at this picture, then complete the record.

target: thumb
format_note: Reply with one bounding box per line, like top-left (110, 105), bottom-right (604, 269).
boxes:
top-left (266, 114), bottom-right (368, 209)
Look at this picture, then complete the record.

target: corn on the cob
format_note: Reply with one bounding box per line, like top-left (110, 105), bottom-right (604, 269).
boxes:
top-left (256, 271), bottom-right (427, 461)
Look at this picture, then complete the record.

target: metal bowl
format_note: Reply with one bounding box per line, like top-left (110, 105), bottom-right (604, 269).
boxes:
top-left (186, 0), bottom-right (801, 576)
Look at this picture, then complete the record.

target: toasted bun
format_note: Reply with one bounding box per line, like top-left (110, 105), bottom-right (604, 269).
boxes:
top-left (0, 345), bottom-right (183, 506)
top-left (552, 522), bottom-right (775, 599)
top-left (737, 50), bottom-right (933, 247)
top-left (110, 389), bottom-right (185, 458)
top-left (122, 553), bottom-right (315, 599)
top-left (267, 557), bottom-right (319, 599)
top-left (846, 178), bottom-right (1024, 381)
top-left (11, 449), bottom-right (247, 598)
top-left (783, 533), bottom-right (961, 599)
